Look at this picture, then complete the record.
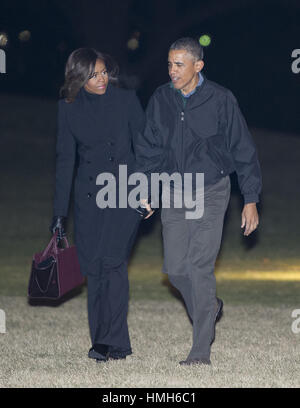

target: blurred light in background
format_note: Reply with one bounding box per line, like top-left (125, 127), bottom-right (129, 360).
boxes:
top-left (0, 32), bottom-right (8, 47)
top-left (18, 30), bottom-right (31, 42)
top-left (127, 31), bottom-right (140, 51)
top-left (216, 270), bottom-right (300, 281)
top-left (199, 34), bottom-right (211, 47)
top-left (127, 38), bottom-right (139, 50)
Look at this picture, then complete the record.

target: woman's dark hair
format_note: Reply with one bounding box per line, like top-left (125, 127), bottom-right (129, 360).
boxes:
top-left (60, 48), bottom-right (119, 102)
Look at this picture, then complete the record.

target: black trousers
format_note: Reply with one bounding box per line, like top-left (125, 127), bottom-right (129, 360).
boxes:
top-left (86, 212), bottom-right (141, 354)
top-left (87, 259), bottom-right (132, 354)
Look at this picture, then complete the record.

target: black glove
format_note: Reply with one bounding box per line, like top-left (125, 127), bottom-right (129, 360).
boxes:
top-left (50, 216), bottom-right (66, 240)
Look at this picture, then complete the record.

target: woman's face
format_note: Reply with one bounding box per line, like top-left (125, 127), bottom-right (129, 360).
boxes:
top-left (84, 59), bottom-right (109, 95)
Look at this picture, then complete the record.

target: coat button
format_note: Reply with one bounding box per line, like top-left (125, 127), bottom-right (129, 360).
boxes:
top-left (86, 160), bottom-right (91, 164)
top-left (87, 193), bottom-right (92, 198)
top-left (109, 157), bottom-right (114, 161)
top-left (89, 176), bottom-right (93, 181)
top-left (220, 170), bottom-right (224, 174)
top-left (108, 141), bottom-right (115, 146)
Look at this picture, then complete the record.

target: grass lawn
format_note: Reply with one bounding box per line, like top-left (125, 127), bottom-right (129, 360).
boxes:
top-left (0, 296), bottom-right (300, 388)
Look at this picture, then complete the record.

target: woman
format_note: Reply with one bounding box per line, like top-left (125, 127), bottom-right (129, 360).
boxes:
top-left (50, 48), bottom-right (145, 362)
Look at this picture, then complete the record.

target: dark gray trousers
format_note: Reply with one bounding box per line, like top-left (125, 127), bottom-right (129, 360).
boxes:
top-left (161, 176), bottom-right (231, 360)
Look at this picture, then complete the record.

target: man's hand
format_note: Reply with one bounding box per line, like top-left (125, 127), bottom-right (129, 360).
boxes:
top-left (141, 199), bottom-right (154, 219)
top-left (241, 203), bottom-right (259, 236)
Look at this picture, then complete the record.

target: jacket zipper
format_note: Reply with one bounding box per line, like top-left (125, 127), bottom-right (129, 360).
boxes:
top-left (180, 110), bottom-right (184, 174)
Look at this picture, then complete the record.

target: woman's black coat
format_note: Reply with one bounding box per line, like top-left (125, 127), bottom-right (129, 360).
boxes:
top-left (53, 83), bottom-right (145, 276)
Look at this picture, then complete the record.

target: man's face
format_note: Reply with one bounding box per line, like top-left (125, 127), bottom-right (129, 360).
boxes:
top-left (84, 59), bottom-right (109, 95)
top-left (168, 49), bottom-right (204, 95)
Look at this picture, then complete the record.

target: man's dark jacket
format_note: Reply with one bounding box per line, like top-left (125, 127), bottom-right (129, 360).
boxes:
top-left (135, 75), bottom-right (262, 204)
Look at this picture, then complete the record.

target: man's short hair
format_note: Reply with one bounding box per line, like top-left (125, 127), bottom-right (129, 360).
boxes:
top-left (169, 37), bottom-right (204, 61)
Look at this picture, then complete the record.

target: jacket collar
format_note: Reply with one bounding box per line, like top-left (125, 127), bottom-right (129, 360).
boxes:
top-left (169, 73), bottom-right (214, 110)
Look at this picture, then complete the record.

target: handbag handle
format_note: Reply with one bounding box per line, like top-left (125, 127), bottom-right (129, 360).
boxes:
top-left (41, 231), bottom-right (58, 258)
top-left (57, 236), bottom-right (70, 250)
top-left (34, 258), bottom-right (56, 294)
top-left (41, 231), bottom-right (70, 259)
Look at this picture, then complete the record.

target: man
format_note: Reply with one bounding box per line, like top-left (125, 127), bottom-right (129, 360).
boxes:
top-left (135, 37), bottom-right (262, 365)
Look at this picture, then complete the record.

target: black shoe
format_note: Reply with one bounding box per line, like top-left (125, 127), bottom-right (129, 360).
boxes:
top-left (88, 344), bottom-right (110, 362)
top-left (109, 354), bottom-right (126, 360)
top-left (109, 346), bottom-right (132, 360)
top-left (179, 358), bottom-right (211, 366)
top-left (210, 297), bottom-right (223, 345)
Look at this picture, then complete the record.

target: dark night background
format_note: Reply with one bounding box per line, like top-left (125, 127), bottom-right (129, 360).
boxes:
top-left (0, 0), bottom-right (299, 133)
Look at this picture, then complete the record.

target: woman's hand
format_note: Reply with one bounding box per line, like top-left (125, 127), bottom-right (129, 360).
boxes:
top-left (50, 216), bottom-right (67, 239)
